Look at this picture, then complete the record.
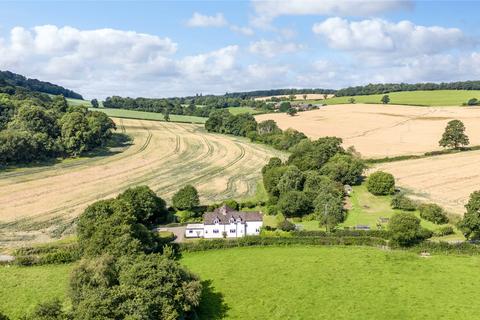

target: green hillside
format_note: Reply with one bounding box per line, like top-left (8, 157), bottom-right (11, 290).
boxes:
top-left (312, 90), bottom-right (480, 106)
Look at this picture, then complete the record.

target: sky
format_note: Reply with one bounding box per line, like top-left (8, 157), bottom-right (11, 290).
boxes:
top-left (0, 0), bottom-right (480, 99)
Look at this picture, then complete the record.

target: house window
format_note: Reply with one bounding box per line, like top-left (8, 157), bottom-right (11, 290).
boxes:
top-left (189, 230), bottom-right (193, 233)
top-left (213, 219), bottom-right (219, 224)
top-left (230, 229), bottom-right (236, 233)
top-left (213, 229), bottom-right (219, 234)
top-left (255, 228), bottom-right (260, 232)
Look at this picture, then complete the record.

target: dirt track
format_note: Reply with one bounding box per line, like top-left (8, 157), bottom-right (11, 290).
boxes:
top-left (0, 118), bottom-right (286, 245)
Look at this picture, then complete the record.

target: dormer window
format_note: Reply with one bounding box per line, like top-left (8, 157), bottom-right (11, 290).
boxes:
top-left (213, 218), bottom-right (219, 224)
top-left (236, 217), bottom-right (242, 223)
top-left (229, 217), bottom-right (235, 223)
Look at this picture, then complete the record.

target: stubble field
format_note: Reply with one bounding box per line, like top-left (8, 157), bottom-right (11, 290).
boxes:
top-left (374, 150), bottom-right (480, 214)
top-left (0, 118), bottom-right (286, 245)
top-left (256, 103), bottom-right (480, 158)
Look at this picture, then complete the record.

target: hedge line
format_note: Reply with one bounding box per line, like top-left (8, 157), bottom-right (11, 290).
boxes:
top-left (13, 243), bottom-right (81, 266)
top-left (292, 230), bottom-right (392, 239)
top-left (178, 236), bottom-right (387, 252)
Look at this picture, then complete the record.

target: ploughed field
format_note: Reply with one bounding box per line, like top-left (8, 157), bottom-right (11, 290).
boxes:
top-left (4, 246), bottom-right (480, 319)
top-left (256, 103), bottom-right (480, 158)
top-left (0, 118), bottom-right (286, 245)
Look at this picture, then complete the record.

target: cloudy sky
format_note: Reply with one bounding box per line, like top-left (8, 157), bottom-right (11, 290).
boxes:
top-left (0, 0), bottom-right (479, 99)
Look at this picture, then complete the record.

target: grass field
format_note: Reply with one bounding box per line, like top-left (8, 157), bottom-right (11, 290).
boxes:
top-left (0, 118), bottom-right (287, 246)
top-left (312, 90), bottom-right (480, 106)
top-left (226, 107), bottom-right (263, 115)
top-left (5, 246), bottom-right (480, 319)
top-left (0, 264), bottom-right (71, 319)
top-left (66, 98), bottom-right (91, 107)
top-left (183, 246), bottom-right (480, 319)
top-left (256, 103), bottom-right (480, 158)
top-left (90, 107), bottom-right (207, 124)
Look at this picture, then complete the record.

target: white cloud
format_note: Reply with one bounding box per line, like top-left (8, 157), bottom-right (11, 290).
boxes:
top-left (230, 25), bottom-right (255, 36)
top-left (186, 12), bottom-right (228, 27)
top-left (313, 18), bottom-right (467, 55)
top-left (249, 39), bottom-right (304, 57)
top-left (251, 0), bottom-right (412, 28)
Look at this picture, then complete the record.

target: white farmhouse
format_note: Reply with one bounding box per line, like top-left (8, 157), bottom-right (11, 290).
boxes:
top-left (185, 205), bottom-right (263, 239)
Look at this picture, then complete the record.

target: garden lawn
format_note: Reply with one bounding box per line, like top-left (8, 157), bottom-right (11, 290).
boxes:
top-left (89, 107), bottom-right (207, 123)
top-left (297, 185), bottom-right (464, 240)
top-left (315, 90), bottom-right (480, 106)
top-left (0, 264), bottom-right (72, 319)
top-left (182, 246), bottom-right (480, 319)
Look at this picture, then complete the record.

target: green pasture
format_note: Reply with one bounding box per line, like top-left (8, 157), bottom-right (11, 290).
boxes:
top-left (311, 90), bottom-right (480, 106)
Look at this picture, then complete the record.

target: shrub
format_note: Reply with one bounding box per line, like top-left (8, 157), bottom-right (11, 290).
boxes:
top-left (24, 299), bottom-right (66, 320)
top-left (391, 193), bottom-right (416, 211)
top-left (264, 204), bottom-right (278, 215)
top-left (459, 190), bottom-right (480, 239)
top-left (0, 312), bottom-right (9, 320)
top-left (366, 171), bottom-right (395, 195)
top-left (467, 98), bottom-right (479, 106)
top-left (175, 210), bottom-right (198, 223)
top-left (222, 199), bottom-right (239, 210)
top-left (433, 226), bottom-right (454, 237)
top-left (388, 212), bottom-right (430, 247)
top-left (278, 219), bottom-right (296, 231)
top-left (418, 203), bottom-right (448, 224)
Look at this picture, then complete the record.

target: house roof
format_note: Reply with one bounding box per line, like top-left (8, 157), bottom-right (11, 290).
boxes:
top-left (186, 224), bottom-right (205, 229)
top-left (203, 205), bottom-right (262, 224)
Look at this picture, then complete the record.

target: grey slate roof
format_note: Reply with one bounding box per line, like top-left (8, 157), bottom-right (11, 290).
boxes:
top-left (203, 205), bottom-right (262, 225)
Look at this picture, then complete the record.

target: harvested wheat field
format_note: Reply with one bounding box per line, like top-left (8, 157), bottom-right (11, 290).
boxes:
top-left (0, 118), bottom-right (286, 245)
top-left (374, 151), bottom-right (480, 214)
top-left (256, 104), bottom-right (480, 158)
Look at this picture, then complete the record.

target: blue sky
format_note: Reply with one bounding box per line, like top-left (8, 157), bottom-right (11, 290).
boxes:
top-left (0, 0), bottom-right (479, 98)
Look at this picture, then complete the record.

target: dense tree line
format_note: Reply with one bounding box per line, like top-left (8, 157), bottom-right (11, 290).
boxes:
top-left (335, 80), bottom-right (480, 97)
top-left (0, 87), bottom-right (115, 166)
top-left (0, 70), bottom-right (83, 99)
top-left (224, 88), bottom-right (336, 99)
top-left (103, 95), bottom-right (269, 117)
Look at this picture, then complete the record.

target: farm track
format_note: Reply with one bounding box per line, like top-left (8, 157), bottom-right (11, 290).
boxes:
top-left (0, 118), bottom-right (287, 245)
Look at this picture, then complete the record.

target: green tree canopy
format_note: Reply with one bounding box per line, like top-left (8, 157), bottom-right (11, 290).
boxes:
top-left (381, 95), bottom-right (390, 104)
top-left (366, 171), bottom-right (395, 195)
top-left (303, 172), bottom-right (343, 198)
top-left (313, 190), bottom-right (345, 231)
top-left (287, 137), bottom-right (344, 171)
top-left (458, 191), bottom-right (480, 239)
top-left (277, 191), bottom-right (312, 217)
top-left (117, 185), bottom-right (169, 225)
top-left (439, 119), bottom-right (469, 149)
top-left (172, 185), bottom-right (200, 210)
top-left (319, 153), bottom-right (365, 185)
top-left (277, 165), bottom-right (304, 194)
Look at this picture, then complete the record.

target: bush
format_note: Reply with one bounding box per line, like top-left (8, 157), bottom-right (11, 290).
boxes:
top-left (433, 226), bottom-right (454, 237)
top-left (175, 210), bottom-right (199, 223)
top-left (418, 203), bottom-right (448, 224)
top-left (278, 219), bottom-right (296, 231)
top-left (366, 171), bottom-right (395, 195)
top-left (0, 312), bottom-right (9, 320)
top-left (24, 299), bottom-right (66, 320)
top-left (264, 204), bottom-right (278, 215)
top-left (467, 98), bottom-right (479, 106)
top-left (391, 193), bottom-right (416, 211)
top-left (14, 243), bottom-right (81, 266)
top-left (388, 212), bottom-right (430, 247)
top-left (222, 199), bottom-right (239, 210)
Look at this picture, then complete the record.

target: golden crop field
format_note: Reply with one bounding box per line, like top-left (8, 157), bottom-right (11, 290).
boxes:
top-left (256, 104), bottom-right (480, 158)
top-left (0, 118), bottom-right (286, 245)
top-left (374, 151), bottom-right (480, 215)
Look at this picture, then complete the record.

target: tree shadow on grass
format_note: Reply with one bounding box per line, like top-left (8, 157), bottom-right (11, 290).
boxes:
top-left (195, 280), bottom-right (229, 320)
